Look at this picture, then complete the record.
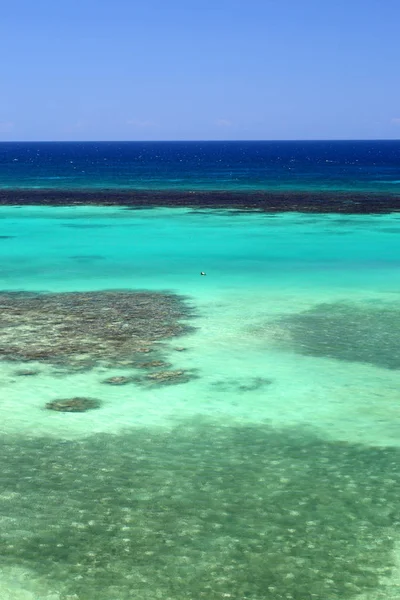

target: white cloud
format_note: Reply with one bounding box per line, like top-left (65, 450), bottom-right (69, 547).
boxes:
top-left (62, 120), bottom-right (87, 134)
top-left (216, 119), bottom-right (232, 127)
top-left (127, 119), bottom-right (156, 128)
top-left (71, 120), bottom-right (85, 128)
top-left (0, 121), bottom-right (14, 132)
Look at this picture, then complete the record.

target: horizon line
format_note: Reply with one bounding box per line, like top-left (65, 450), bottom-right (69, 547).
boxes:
top-left (0, 138), bottom-right (400, 144)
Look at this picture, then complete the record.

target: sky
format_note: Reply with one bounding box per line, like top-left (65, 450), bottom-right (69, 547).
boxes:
top-left (1, 0), bottom-right (399, 141)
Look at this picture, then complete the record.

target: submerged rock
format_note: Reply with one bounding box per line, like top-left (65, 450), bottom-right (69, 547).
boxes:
top-left (14, 369), bottom-right (40, 376)
top-left (147, 370), bottom-right (185, 381)
top-left (45, 397), bottom-right (101, 412)
top-left (101, 376), bottom-right (132, 385)
top-left (139, 360), bottom-right (172, 369)
top-left (212, 377), bottom-right (273, 392)
top-left (132, 369), bottom-right (199, 387)
top-left (69, 254), bottom-right (105, 261)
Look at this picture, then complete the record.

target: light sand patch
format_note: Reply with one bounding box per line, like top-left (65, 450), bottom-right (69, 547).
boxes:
top-left (356, 536), bottom-right (400, 599)
top-left (0, 565), bottom-right (64, 600)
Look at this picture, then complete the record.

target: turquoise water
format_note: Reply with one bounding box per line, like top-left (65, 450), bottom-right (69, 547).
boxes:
top-left (1, 206), bottom-right (400, 599)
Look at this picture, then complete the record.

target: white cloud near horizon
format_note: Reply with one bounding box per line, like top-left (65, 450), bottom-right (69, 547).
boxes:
top-left (216, 119), bottom-right (233, 127)
top-left (0, 121), bottom-right (14, 132)
top-left (127, 119), bottom-right (156, 128)
top-left (62, 120), bottom-right (87, 134)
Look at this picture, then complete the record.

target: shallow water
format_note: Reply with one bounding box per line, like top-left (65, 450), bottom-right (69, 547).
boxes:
top-left (1, 206), bottom-right (400, 599)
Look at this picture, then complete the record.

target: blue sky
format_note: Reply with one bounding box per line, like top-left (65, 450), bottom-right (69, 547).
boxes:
top-left (1, 0), bottom-right (399, 141)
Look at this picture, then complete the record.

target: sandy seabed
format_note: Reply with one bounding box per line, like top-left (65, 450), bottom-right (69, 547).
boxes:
top-left (1, 206), bottom-right (400, 599)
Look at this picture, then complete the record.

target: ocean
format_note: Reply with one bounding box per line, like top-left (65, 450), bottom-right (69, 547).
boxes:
top-left (1, 140), bottom-right (400, 193)
top-left (0, 141), bottom-right (400, 599)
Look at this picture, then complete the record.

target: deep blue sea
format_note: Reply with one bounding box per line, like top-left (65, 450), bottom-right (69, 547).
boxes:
top-left (1, 142), bottom-right (400, 599)
top-left (0, 140), bottom-right (400, 192)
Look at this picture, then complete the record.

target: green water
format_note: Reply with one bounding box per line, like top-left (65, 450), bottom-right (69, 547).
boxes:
top-left (1, 207), bottom-right (400, 599)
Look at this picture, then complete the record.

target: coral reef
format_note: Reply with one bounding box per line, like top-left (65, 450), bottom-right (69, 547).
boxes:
top-left (1, 188), bottom-right (400, 213)
top-left (211, 376), bottom-right (273, 392)
top-left (138, 360), bottom-right (172, 369)
top-left (0, 291), bottom-right (195, 372)
top-left (131, 368), bottom-right (199, 388)
top-left (101, 376), bottom-right (132, 386)
top-left (269, 301), bottom-right (400, 369)
top-left (45, 397), bottom-right (101, 412)
top-left (14, 369), bottom-right (39, 377)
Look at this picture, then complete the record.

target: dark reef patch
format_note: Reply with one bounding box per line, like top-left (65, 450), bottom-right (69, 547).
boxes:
top-left (269, 301), bottom-right (400, 369)
top-left (14, 369), bottom-right (40, 377)
top-left (101, 376), bottom-right (133, 386)
top-left (62, 223), bottom-right (110, 229)
top-left (302, 229), bottom-right (352, 235)
top-left (45, 397), bottom-right (101, 412)
top-left (0, 290), bottom-right (195, 372)
top-left (211, 376), bottom-right (273, 392)
top-left (1, 188), bottom-right (400, 213)
top-left (137, 359), bottom-right (173, 369)
top-left (0, 421), bottom-right (399, 599)
top-left (380, 227), bottom-right (400, 233)
top-left (0, 235), bottom-right (15, 239)
top-left (69, 255), bottom-right (106, 261)
top-left (131, 368), bottom-right (199, 387)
